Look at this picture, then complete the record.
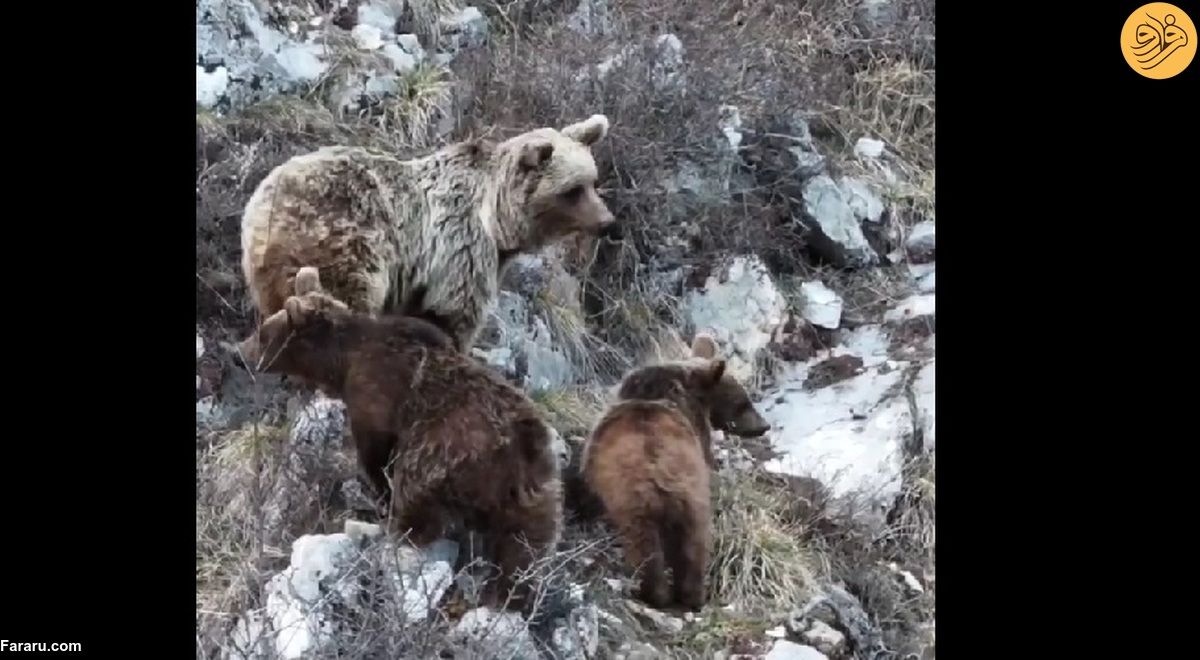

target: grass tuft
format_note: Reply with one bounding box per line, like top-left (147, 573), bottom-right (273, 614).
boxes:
top-left (708, 469), bottom-right (819, 614)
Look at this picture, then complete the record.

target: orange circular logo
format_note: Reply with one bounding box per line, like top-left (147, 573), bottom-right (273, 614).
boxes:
top-left (1121, 3), bottom-right (1196, 79)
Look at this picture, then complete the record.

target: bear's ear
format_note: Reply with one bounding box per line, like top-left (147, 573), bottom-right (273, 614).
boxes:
top-left (691, 333), bottom-right (718, 359)
top-left (519, 138), bottom-right (555, 170)
top-left (294, 267), bottom-right (322, 296)
top-left (561, 114), bottom-right (609, 147)
top-left (697, 358), bottom-right (726, 388)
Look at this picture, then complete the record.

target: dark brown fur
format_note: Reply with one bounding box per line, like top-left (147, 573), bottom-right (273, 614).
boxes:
top-left (239, 267), bottom-right (562, 609)
top-left (582, 335), bottom-right (770, 611)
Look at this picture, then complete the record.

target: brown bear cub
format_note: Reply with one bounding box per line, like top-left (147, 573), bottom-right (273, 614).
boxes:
top-left (581, 335), bottom-right (770, 611)
top-left (238, 267), bottom-right (562, 609)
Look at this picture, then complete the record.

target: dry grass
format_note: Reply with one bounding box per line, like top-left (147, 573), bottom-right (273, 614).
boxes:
top-left (376, 62), bottom-right (456, 146)
top-left (530, 386), bottom-right (607, 437)
top-left (708, 469), bottom-right (820, 614)
top-left (197, 423), bottom-right (292, 645)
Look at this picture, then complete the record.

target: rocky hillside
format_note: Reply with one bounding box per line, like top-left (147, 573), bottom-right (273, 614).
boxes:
top-left (196, 1), bottom-right (935, 658)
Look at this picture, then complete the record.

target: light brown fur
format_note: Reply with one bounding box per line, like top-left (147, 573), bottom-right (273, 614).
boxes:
top-left (238, 267), bottom-right (563, 610)
top-left (239, 116), bottom-right (614, 352)
top-left (582, 335), bottom-right (770, 610)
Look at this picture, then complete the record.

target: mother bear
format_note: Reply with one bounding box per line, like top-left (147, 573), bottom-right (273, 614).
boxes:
top-left (240, 115), bottom-right (614, 352)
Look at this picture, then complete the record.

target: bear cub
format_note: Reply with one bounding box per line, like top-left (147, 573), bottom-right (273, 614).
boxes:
top-left (238, 267), bottom-right (562, 609)
top-left (581, 334), bottom-right (770, 611)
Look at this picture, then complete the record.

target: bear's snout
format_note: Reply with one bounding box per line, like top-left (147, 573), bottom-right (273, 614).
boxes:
top-left (589, 201), bottom-right (616, 235)
top-left (597, 215), bottom-right (622, 239)
top-left (731, 412), bottom-right (771, 438)
top-left (581, 186), bottom-right (616, 235)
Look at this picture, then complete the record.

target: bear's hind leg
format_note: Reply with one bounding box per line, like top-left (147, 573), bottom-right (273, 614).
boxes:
top-left (666, 498), bottom-right (712, 611)
top-left (618, 515), bottom-right (670, 609)
top-left (393, 502), bottom-right (449, 547)
top-left (484, 494), bottom-right (561, 612)
top-left (353, 431), bottom-right (396, 514)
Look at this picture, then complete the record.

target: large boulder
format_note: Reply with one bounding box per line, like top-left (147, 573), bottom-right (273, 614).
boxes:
top-left (474, 254), bottom-right (585, 391)
top-left (757, 293), bottom-right (935, 530)
top-left (759, 362), bottom-right (911, 528)
top-left (799, 175), bottom-right (885, 268)
top-left (226, 523), bottom-right (459, 660)
top-left (684, 255), bottom-right (788, 382)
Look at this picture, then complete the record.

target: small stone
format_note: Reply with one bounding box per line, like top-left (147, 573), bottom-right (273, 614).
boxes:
top-left (789, 147), bottom-right (827, 179)
top-left (396, 33), bottom-right (424, 58)
top-left (802, 620), bottom-right (845, 656)
top-left (655, 33), bottom-right (684, 57)
top-left (351, 23), bottom-right (384, 50)
top-left (854, 137), bottom-right (886, 159)
top-left (890, 562), bottom-right (926, 594)
top-left (903, 571), bottom-right (925, 593)
top-left (858, 0), bottom-right (899, 35)
top-left (357, 1), bottom-right (401, 34)
top-left (442, 6), bottom-right (489, 50)
top-left (625, 599), bottom-right (684, 633)
top-left (916, 269), bottom-right (935, 293)
top-left (452, 607), bottom-right (537, 657)
top-left (799, 281), bottom-right (844, 330)
top-left (840, 177), bottom-right (885, 223)
top-left (384, 540), bottom-right (459, 622)
top-left (765, 640), bottom-right (828, 660)
top-left (905, 221), bottom-right (936, 263)
top-left (382, 43), bottom-right (417, 73)
top-left (765, 625), bottom-right (787, 638)
top-left (617, 641), bottom-right (661, 660)
top-left (196, 333), bottom-right (205, 360)
top-left (196, 65), bottom-right (229, 108)
top-left (719, 105), bottom-right (743, 150)
top-left (909, 262), bottom-right (935, 294)
top-left (883, 294), bottom-right (935, 323)
top-left (343, 519), bottom-right (382, 545)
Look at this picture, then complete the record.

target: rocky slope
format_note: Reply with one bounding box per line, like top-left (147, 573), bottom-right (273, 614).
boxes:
top-left (196, 1), bottom-right (936, 658)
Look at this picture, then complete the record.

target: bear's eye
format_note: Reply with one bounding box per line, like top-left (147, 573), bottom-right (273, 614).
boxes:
top-left (561, 186), bottom-right (584, 203)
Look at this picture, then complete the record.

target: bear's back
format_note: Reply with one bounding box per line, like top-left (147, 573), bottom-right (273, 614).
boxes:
top-left (343, 315), bottom-right (535, 429)
top-left (583, 399), bottom-right (708, 503)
